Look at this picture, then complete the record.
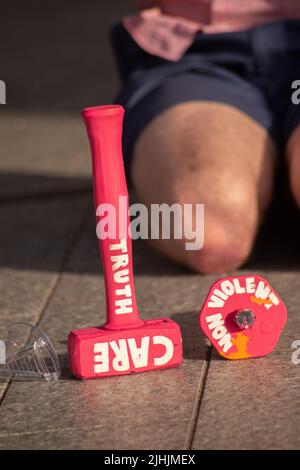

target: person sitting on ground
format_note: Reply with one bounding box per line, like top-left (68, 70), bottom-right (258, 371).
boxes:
top-left (111, 0), bottom-right (300, 273)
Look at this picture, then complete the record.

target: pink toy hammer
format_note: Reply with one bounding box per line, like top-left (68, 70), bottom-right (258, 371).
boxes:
top-left (68, 105), bottom-right (183, 379)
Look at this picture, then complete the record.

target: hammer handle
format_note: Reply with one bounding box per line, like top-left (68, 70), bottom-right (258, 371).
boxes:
top-left (82, 105), bottom-right (143, 330)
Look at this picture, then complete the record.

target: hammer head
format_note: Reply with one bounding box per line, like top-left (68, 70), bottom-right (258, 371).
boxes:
top-left (68, 318), bottom-right (182, 379)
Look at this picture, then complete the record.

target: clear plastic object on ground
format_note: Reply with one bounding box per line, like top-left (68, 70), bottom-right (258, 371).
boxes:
top-left (0, 322), bottom-right (61, 381)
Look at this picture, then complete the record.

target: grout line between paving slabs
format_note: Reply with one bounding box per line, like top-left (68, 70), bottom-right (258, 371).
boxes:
top-left (0, 419), bottom-right (189, 440)
top-left (184, 269), bottom-right (231, 449)
top-left (0, 382), bottom-right (10, 407)
top-left (0, 199), bottom-right (91, 406)
top-left (184, 346), bottom-right (212, 450)
top-left (0, 424), bottom-right (108, 439)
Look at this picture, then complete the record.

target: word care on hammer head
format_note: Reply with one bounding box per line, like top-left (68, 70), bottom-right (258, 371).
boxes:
top-left (68, 105), bottom-right (182, 379)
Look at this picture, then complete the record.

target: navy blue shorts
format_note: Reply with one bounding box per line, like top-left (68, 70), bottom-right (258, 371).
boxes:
top-left (111, 19), bottom-right (300, 177)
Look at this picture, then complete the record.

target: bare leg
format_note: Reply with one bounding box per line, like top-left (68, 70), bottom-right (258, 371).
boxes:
top-left (286, 125), bottom-right (300, 208)
top-left (131, 102), bottom-right (276, 273)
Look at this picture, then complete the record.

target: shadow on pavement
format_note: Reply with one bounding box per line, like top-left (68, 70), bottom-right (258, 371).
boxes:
top-left (0, 170), bottom-right (299, 276)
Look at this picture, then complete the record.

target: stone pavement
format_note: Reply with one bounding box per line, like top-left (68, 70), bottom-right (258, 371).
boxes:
top-left (0, 0), bottom-right (300, 450)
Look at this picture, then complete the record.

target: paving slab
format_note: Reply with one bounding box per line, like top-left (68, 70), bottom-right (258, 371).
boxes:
top-left (0, 114), bottom-right (91, 199)
top-left (0, 213), bottom-right (215, 449)
top-left (1, 212), bottom-right (300, 449)
top-left (0, 419), bottom-right (187, 451)
top-left (192, 269), bottom-right (300, 450)
top-left (0, 196), bottom-right (88, 395)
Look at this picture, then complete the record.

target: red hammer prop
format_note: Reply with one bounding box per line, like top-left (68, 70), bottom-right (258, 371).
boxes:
top-left (68, 105), bottom-right (183, 379)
